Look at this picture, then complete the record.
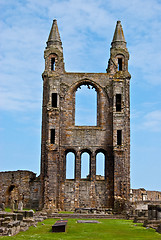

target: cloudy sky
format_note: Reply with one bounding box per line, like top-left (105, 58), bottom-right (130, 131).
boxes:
top-left (0, 0), bottom-right (161, 191)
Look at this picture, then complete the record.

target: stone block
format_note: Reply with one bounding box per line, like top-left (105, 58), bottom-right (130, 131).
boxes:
top-left (17, 213), bottom-right (23, 221)
top-left (26, 210), bottom-right (34, 218)
top-left (4, 217), bottom-right (12, 222)
top-left (1, 221), bottom-right (10, 227)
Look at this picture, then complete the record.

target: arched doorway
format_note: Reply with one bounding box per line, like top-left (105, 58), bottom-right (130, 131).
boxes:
top-left (6, 185), bottom-right (19, 208)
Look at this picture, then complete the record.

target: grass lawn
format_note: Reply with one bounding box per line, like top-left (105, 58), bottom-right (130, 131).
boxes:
top-left (4, 208), bottom-right (36, 213)
top-left (4, 208), bottom-right (12, 212)
top-left (1, 218), bottom-right (161, 240)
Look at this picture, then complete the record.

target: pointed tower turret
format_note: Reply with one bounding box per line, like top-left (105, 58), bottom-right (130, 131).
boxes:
top-left (107, 20), bottom-right (129, 74)
top-left (47, 19), bottom-right (62, 48)
top-left (111, 20), bottom-right (126, 49)
top-left (44, 19), bottom-right (65, 73)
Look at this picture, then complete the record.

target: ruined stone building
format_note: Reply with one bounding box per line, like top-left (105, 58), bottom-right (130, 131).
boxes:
top-left (0, 20), bottom-right (161, 212)
top-left (40, 20), bottom-right (131, 211)
top-left (0, 171), bottom-right (40, 209)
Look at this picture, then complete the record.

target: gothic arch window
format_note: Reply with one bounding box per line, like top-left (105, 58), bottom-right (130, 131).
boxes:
top-left (81, 151), bottom-right (90, 179)
top-left (47, 54), bottom-right (57, 71)
top-left (66, 151), bottom-right (75, 179)
top-left (96, 152), bottom-right (105, 180)
top-left (75, 84), bottom-right (97, 126)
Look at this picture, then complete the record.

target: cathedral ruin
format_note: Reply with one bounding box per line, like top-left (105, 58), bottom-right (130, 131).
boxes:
top-left (1, 20), bottom-right (161, 214)
top-left (0, 20), bottom-right (131, 212)
top-left (40, 20), bottom-right (131, 211)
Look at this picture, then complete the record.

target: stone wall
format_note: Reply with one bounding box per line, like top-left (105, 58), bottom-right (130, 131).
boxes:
top-left (130, 188), bottom-right (161, 202)
top-left (0, 171), bottom-right (40, 210)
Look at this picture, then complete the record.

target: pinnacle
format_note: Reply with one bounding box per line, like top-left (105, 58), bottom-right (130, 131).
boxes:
top-left (111, 20), bottom-right (126, 48)
top-left (47, 19), bottom-right (62, 47)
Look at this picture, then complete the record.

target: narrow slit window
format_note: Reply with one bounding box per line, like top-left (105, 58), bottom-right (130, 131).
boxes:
top-left (116, 94), bottom-right (121, 112)
top-left (118, 58), bottom-right (122, 71)
top-left (117, 130), bottom-right (122, 145)
top-left (50, 129), bottom-right (55, 144)
top-left (51, 58), bottom-right (55, 71)
top-left (52, 93), bottom-right (57, 108)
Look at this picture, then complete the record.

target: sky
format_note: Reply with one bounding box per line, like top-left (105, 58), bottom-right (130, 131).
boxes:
top-left (0, 0), bottom-right (161, 191)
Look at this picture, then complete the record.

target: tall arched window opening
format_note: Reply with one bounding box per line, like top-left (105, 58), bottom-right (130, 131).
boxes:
top-left (75, 84), bottom-right (97, 126)
top-left (81, 152), bottom-right (90, 179)
top-left (66, 152), bottom-right (75, 179)
top-left (96, 152), bottom-right (105, 180)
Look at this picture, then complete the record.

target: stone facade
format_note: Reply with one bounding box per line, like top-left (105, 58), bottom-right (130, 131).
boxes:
top-left (130, 188), bottom-right (161, 211)
top-left (0, 171), bottom-right (40, 209)
top-left (40, 20), bottom-right (131, 211)
top-left (131, 188), bottom-right (161, 202)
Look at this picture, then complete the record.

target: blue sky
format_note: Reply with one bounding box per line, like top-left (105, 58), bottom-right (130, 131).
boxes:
top-left (0, 0), bottom-right (161, 191)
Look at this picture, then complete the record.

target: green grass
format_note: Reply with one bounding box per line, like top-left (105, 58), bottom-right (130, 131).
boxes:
top-left (58, 211), bottom-right (74, 214)
top-left (4, 208), bottom-right (35, 213)
top-left (1, 218), bottom-right (161, 240)
top-left (4, 208), bottom-right (12, 212)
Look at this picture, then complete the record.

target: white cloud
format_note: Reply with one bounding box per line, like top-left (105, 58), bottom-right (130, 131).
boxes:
top-left (132, 109), bottom-right (161, 132)
top-left (143, 110), bottom-right (161, 131)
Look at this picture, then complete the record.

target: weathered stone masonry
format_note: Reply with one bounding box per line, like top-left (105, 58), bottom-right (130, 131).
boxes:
top-left (40, 20), bottom-right (131, 211)
top-left (0, 171), bottom-right (40, 209)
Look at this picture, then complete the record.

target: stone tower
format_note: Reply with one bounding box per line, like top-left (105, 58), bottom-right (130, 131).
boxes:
top-left (40, 20), bottom-right (131, 212)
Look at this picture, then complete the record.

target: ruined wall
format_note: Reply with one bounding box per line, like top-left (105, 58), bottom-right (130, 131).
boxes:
top-left (40, 20), bottom-right (131, 212)
top-left (130, 188), bottom-right (161, 211)
top-left (0, 171), bottom-right (40, 209)
top-left (131, 188), bottom-right (161, 202)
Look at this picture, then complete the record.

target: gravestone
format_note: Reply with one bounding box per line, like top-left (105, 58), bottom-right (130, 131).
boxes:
top-left (52, 220), bottom-right (68, 232)
top-left (77, 220), bottom-right (100, 223)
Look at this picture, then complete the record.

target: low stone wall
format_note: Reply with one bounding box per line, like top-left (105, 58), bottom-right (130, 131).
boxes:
top-left (0, 210), bottom-right (42, 236)
top-left (132, 204), bottom-right (161, 234)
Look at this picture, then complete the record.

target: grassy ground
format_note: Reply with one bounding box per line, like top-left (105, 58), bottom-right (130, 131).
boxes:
top-left (1, 218), bottom-right (161, 240)
top-left (4, 208), bottom-right (35, 213)
top-left (4, 208), bottom-right (12, 212)
top-left (58, 211), bottom-right (74, 214)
